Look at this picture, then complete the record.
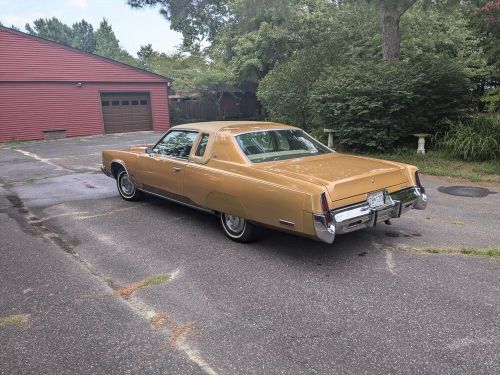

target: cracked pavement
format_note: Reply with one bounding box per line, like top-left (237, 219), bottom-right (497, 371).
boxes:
top-left (1, 132), bottom-right (499, 374)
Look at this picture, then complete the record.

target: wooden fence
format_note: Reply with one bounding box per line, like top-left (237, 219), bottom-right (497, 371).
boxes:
top-left (170, 100), bottom-right (218, 122)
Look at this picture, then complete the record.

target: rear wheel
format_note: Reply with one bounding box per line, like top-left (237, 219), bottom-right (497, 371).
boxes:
top-left (116, 169), bottom-right (143, 201)
top-left (220, 213), bottom-right (254, 243)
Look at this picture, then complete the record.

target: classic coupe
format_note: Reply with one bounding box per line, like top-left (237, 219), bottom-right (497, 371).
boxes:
top-left (101, 121), bottom-right (427, 243)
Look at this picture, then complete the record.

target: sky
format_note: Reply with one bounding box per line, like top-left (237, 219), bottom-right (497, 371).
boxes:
top-left (0, 0), bottom-right (183, 56)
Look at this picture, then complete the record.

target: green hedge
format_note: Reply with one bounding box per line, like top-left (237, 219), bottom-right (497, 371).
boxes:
top-left (309, 57), bottom-right (471, 152)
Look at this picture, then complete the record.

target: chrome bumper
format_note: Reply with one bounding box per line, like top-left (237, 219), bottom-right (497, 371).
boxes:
top-left (314, 187), bottom-right (427, 244)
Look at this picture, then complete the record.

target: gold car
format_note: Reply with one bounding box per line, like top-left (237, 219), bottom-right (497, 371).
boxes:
top-left (101, 121), bottom-right (427, 243)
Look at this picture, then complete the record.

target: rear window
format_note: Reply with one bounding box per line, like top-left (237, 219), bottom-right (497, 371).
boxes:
top-left (235, 129), bottom-right (331, 163)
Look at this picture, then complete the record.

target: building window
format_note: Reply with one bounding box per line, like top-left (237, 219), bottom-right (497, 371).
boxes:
top-left (112, 101), bottom-right (120, 106)
top-left (101, 101), bottom-right (110, 106)
top-left (131, 100), bottom-right (139, 105)
top-left (122, 100), bottom-right (129, 105)
top-left (140, 100), bottom-right (148, 105)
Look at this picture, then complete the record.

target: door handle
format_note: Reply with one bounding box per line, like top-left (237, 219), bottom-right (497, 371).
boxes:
top-left (173, 167), bottom-right (181, 172)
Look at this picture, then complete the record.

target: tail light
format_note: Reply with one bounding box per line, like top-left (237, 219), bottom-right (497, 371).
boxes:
top-left (321, 192), bottom-right (333, 226)
top-left (415, 171), bottom-right (425, 193)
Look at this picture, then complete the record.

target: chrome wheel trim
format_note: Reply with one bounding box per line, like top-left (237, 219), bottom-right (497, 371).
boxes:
top-left (118, 171), bottom-right (135, 197)
top-left (222, 213), bottom-right (246, 237)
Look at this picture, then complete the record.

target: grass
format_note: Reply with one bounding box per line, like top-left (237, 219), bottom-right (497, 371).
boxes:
top-left (359, 149), bottom-right (500, 183)
top-left (1, 140), bottom-right (21, 149)
top-left (460, 247), bottom-right (500, 258)
top-left (0, 314), bottom-right (29, 328)
top-left (141, 274), bottom-right (171, 288)
top-left (114, 273), bottom-right (171, 298)
top-left (415, 246), bottom-right (500, 258)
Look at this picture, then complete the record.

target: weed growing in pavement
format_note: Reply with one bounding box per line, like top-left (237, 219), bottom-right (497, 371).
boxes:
top-left (0, 314), bottom-right (29, 328)
top-left (412, 246), bottom-right (500, 258)
top-left (114, 273), bottom-right (172, 298)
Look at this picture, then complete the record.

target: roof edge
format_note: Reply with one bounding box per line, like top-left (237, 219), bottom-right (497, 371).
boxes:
top-left (0, 25), bottom-right (172, 82)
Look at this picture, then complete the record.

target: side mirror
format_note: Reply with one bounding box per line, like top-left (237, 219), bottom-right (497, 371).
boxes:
top-left (145, 147), bottom-right (154, 155)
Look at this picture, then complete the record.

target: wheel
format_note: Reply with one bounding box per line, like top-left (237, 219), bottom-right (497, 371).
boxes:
top-left (116, 169), bottom-right (143, 201)
top-left (220, 213), bottom-right (254, 243)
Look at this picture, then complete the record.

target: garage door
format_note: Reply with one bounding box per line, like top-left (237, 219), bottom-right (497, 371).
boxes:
top-left (101, 92), bottom-right (153, 133)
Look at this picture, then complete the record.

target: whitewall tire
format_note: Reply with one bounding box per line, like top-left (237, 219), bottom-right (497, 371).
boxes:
top-left (220, 213), bottom-right (254, 243)
top-left (117, 169), bottom-right (143, 201)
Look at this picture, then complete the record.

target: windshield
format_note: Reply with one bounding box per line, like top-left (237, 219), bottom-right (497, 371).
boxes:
top-left (235, 129), bottom-right (332, 163)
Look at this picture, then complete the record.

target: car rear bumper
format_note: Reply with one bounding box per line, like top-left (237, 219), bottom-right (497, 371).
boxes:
top-left (314, 187), bottom-right (427, 244)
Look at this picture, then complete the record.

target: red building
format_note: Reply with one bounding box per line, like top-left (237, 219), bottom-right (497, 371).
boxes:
top-left (0, 26), bottom-right (171, 142)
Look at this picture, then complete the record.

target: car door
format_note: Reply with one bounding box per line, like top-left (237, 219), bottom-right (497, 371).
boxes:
top-left (136, 130), bottom-right (198, 198)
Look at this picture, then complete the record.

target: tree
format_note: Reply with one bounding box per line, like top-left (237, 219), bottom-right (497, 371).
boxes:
top-left (72, 20), bottom-right (96, 53)
top-left (377, 0), bottom-right (417, 60)
top-left (25, 17), bottom-right (74, 46)
top-left (94, 19), bottom-right (137, 65)
top-left (257, 3), bottom-right (381, 127)
top-left (0, 21), bottom-right (20, 30)
top-left (137, 44), bottom-right (159, 70)
top-left (25, 17), bottom-right (96, 53)
top-left (192, 63), bottom-right (237, 119)
top-left (474, 0), bottom-right (500, 105)
top-left (126, 0), bottom-right (494, 146)
top-left (126, 0), bottom-right (418, 62)
top-left (94, 18), bottom-right (122, 58)
top-left (127, 0), bottom-right (229, 48)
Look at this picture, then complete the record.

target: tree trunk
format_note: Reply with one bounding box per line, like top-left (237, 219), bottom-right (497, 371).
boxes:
top-left (380, 3), bottom-right (401, 61)
top-left (217, 92), bottom-right (224, 119)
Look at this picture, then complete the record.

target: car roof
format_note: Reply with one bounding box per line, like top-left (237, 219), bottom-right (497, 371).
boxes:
top-left (172, 121), bottom-right (297, 135)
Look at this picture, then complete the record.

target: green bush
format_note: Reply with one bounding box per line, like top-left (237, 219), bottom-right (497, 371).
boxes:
top-left (309, 57), bottom-right (471, 152)
top-left (257, 3), bottom-right (380, 131)
top-left (439, 115), bottom-right (500, 161)
top-left (257, 52), bottom-right (319, 129)
top-left (482, 88), bottom-right (500, 113)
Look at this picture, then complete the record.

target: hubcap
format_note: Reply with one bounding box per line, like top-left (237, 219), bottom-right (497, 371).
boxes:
top-left (224, 214), bottom-right (245, 233)
top-left (120, 174), bottom-right (134, 195)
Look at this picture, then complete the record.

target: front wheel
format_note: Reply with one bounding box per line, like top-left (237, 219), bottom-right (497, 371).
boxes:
top-left (117, 169), bottom-right (143, 201)
top-left (220, 213), bottom-right (254, 243)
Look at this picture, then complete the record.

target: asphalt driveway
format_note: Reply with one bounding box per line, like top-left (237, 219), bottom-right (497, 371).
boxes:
top-left (1, 132), bottom-right (499, 374)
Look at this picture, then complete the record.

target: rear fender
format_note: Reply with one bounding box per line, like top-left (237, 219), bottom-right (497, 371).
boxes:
top-left (206, 192), bottom-right (247, 217)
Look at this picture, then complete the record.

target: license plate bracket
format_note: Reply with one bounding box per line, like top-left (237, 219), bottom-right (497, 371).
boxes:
top-left (367, 190), bottom-right (385, 209)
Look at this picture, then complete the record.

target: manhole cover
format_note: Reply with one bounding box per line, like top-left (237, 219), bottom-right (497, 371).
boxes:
top-left (437, 186), bottom-right (497, 198)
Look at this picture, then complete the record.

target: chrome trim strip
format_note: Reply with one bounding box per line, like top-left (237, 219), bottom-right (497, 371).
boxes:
top-left (137, 187), bottom-right (216, 215)
top-left (109, 160), bottom-right (130, 179)
top-left (232, 127), bottom-right (298, 136)
top-left (279, 219), bottom-right (295, 228)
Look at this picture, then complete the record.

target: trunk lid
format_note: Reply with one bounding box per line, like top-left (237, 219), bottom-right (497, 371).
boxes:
top-left (257, 153), bottom-right (409, 201)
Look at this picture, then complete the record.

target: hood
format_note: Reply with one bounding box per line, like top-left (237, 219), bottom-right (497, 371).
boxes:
top-left (257, 153), bottom-right (409, 201)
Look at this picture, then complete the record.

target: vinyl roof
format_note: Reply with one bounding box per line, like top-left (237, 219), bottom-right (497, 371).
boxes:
top-left (172, 121), bottom-right (297, 134)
